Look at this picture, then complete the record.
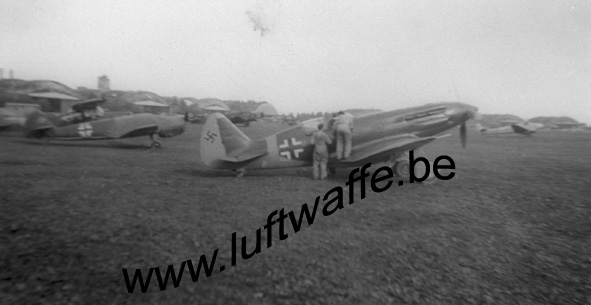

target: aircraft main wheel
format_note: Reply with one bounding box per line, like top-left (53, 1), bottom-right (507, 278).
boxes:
top-left (393, 155), bottom-right (436, 184)
top-left (151, 141), bottom-right (161, 148)
top-left (393, 160), bottom-right (409, 178)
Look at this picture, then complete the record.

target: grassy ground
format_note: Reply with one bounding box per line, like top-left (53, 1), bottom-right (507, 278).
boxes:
top-left (1, 123), bottom-right (590, 304)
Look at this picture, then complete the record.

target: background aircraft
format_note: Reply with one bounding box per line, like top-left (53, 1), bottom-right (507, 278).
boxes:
top-left (0, 107), bottom-right (27, 131)
top-left (475, 122), bottom-right (544, 136)
top-left (200, 102), bottom-right (479, 180)
top-left (226, 111), bottom-right (258, 126)
top-left (24, 99), bottom-right (188, 147)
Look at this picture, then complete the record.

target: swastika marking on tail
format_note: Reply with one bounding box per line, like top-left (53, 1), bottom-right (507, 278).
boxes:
top-left (204, 130), bottom-right (218, 143)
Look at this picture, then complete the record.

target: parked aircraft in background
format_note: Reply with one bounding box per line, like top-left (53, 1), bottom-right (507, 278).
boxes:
top-left (0, 108), bottom-right (26, 131)
top-left (185, 110), bottom-right (259, 126)
top-left (24, 99), bottom-right (188, 147)
top-left (226, 112), bottom-right (258, 126)
top-left (200, 102), bottom-right (479, 180)
top-left (475, 122), bottom-right (544, 136)
top-left (546, 122), bottom-right (584, 130)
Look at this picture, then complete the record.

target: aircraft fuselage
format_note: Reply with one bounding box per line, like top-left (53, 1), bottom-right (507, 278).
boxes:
top-left (27, 112), bottom-right (185, 140)
top-left (203, 102), bottom-right (477, 170)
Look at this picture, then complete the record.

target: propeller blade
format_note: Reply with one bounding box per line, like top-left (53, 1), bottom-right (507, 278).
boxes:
top-left (460, 122), bottom-right (467, 148)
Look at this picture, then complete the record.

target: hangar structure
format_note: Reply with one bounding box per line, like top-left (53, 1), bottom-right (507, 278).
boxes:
top-left (27, 92), bottom-right (80, 113)
top-left (253, 102), bottom-right (279, 116)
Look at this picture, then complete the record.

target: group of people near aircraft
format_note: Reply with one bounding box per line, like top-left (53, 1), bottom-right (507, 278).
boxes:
top-left (311, 111), bottom-right (355, 180)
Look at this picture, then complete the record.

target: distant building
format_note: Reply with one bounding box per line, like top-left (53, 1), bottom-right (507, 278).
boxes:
top-left (253, 102), bottom-right (279, 116)
top-left (27, 92), bottom-right (80, 113)
top-left (182, 98), bottom-right (230, 112)
top-left (0, 69), bottom-right (14, 79)
top-left (132, 100), bottom-right (170, 115)
top-left (98, 75), bottom-right (110, 91)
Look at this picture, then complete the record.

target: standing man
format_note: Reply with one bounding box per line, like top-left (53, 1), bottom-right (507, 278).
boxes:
top-left (335, 111), bottom-right (354, 160)
top-left (310, 123), bottom-right (332, 180)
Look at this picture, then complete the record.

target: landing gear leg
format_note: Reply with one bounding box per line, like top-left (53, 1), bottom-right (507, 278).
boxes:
top-left (149, 134), bottom-right (161, 148)
top-left (391, 150), bottom-right (436, 184)
top-left (389, 152), bottom-right (408, 178)
top-left (415, 148), bottom-right (436, 184)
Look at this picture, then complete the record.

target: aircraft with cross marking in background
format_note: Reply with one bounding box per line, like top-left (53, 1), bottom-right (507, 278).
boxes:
top-left (474, 121), bottom-right (544, 136)
top-left (23, 98), bottom-right (188, 148)
top-left (200, 102), bottom-right (479, 179)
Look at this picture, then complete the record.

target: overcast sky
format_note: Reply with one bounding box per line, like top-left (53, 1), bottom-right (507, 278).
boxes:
top-left (1, 0), bottom-right (589, 122)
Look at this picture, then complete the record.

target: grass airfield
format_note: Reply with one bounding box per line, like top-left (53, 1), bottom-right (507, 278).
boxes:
top-left (1, 122), bottom-right (590, 304)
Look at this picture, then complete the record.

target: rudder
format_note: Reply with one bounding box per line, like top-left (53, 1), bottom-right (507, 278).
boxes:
top-left (23, 110), bottom-right (56, 138)
top-left (200, 113), bottom-right (251, 167)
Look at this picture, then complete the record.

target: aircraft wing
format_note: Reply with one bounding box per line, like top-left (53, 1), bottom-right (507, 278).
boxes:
top-left (71, 98), bottom-right (105, 112)
top-left (115, 124), bottom-right (159, 138)
top-left (331, 134), bottom-right (449, 165)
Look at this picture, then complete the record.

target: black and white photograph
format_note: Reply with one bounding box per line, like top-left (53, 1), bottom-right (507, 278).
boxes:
top-left (1, 1), bottom-right (590, 304)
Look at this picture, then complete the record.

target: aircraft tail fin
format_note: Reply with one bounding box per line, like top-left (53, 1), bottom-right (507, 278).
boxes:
top-left (23, 110), bottom-right (56, 138)
top-left (200, 113), bottom-right (252, 167)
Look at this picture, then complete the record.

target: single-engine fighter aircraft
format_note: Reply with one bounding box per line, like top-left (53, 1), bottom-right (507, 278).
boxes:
top-left (474, 122), bottom-right (544, 136)
top-left (24, 103), bottom-right (188, 148)
top-left (200, 102), bottom-right (479, 179)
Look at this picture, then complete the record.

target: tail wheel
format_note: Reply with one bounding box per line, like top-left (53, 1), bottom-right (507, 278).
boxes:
top-left (151, 141), bottom-right (161, 148)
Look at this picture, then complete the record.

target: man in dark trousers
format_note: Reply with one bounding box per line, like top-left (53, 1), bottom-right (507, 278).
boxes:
top-left (310, 123), bottom-right (332, 180)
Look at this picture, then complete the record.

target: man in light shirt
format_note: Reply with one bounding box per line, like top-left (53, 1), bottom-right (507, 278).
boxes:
top-left (335, 111), bottom-right (354, 160)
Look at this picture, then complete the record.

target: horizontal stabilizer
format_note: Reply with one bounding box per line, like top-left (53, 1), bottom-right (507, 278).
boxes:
top-left (511, 124), bottom-right (533, 134)
top-left (221, 151), bottom-right (267, 162)
top-left (220, 139), bottom-right (268, 162)
top-left (71, 98), bottom-right (105, 112)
